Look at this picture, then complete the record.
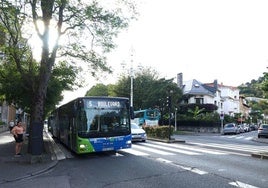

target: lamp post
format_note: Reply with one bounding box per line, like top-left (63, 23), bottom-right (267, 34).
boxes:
top-left (220, 112), bottom-right (224, 133)
top-left (175, 108), bottom-right (177, 132)
top-left (130, 63), bottom-right (134, 108)
top-left (167, 90), bottom-right (173, 140)
top-left (121, 48), bottom-right (135, 119)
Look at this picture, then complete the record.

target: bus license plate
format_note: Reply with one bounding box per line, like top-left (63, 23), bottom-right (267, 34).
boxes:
top-left (103, 147), bottom-right (114, 151)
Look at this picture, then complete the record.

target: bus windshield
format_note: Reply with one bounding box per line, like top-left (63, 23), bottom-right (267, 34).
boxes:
top-left (133, 108), bottom-right (160, 126)
top-left (77, 100), bottom-right (130, 138)
top-left (145, 110), bottom-right (160, 119)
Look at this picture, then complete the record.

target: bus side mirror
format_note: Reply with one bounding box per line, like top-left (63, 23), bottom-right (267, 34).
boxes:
top-left (130, 106), bottom-right (134, 120)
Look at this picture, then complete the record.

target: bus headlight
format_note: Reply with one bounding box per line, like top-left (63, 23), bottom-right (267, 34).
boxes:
top-left (79, 144), bottom-right (86, 149)
top-left (126, 140), bottom-right (132, 144)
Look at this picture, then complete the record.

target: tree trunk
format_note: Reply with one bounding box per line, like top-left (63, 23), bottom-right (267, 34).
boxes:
top-left (28, 0), bottom-right (55, 155)
top-left (28, 76), bottom-right (47, 155)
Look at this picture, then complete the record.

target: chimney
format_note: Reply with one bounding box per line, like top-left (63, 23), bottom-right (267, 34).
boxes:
top-left (177, 73), bottom-right (183, 88)
top-left (214, 79), bottom-right (218, 90)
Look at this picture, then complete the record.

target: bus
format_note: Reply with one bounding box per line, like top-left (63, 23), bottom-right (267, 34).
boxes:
top-left (48, 97), bottom-right (132, 154)
top-left (133, 109), bottom-right (161, 126)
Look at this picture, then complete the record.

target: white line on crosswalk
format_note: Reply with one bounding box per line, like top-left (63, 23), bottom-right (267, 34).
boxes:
top-left (122, 148), bottom-right (149, 156)
top-left (222, 135), bottom-right (254, 141)
top-left (245, 137), bottom-right (253, 140)
top-left (138, 142), bottom-right (201, 155)
top-left (189, 142), bottom-right (268, 154)
top-left (235, 136), bottom-right (245, 139)
top-left (132, 144), bottom-right (176, 155)
top-left (229, 181), bottom-right (259, 188)
top-left (148, 141), bottom-right (227, 155)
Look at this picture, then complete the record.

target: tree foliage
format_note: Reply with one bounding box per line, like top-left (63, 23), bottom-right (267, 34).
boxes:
top-left (261, 71), bottom-right (268, 98)
top-left (238, 76), bottom-right (266, 98)
top-left (112, 66), bottom-right (183, 111)
top-left (85, 66), bottom-right (183, 118)
top-left (0, 0), bottom-right (136, 154)
top-left (85, 83), bottom-right (109, 96)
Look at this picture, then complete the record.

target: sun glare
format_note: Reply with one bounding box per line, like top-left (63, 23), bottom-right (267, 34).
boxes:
top-left (28, 20), bottom-right (59, 61)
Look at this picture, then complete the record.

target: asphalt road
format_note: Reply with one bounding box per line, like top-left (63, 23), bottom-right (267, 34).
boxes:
top-left (3, 131), bottom-right (268, 188)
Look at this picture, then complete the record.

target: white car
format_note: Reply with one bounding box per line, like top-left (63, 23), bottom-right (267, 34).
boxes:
top-left (131, 123), bottom-right (147, 142)
top-left (223, 123), bottom-right (239, 135)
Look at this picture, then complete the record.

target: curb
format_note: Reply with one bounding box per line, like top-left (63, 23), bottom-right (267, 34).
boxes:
top-left (251, 153), bottom-right (268, 160)
top-left (43, 131), bottom-right (66, 161)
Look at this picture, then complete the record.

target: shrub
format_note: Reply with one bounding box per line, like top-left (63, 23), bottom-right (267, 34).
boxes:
top-left (143, 125), bottom-right (174, 139)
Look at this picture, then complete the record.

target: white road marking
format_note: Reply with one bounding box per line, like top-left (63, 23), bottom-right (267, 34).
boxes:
top-left (229, 181), bottom-right (259, 188)
top-left (132, 144), bottom-right (176, 155)
top-left (189, 142), bottom-right (268, 154)
top-left (122, 148), bottom-right (149, 156)
top-left (151, 142), bottom-right (227, 155)
top-left (173, 164), bottom-right (208, 175)
top-left (139, 142), bottom-right (201, 155)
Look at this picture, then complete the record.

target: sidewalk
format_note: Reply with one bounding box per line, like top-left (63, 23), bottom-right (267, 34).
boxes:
top-left (0, 130), bottom-right (58, 185)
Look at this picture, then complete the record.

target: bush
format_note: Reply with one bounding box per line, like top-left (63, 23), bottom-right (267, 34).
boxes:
top-left (143, 125), bottom-right (174, 139)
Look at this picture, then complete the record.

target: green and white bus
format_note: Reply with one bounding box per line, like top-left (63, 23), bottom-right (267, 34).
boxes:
top-left (133, 109), bottom-right (161, 126)
top-left (48, 97), bottom-right (132, 154)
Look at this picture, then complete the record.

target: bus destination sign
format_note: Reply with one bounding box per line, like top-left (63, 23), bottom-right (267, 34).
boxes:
top-left (86, 100), bottom-right (121, 108)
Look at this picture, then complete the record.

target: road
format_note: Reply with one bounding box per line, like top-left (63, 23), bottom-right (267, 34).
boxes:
top-left (3, 131), bottom-right (268, 188)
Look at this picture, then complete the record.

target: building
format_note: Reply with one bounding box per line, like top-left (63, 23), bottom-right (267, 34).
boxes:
top-left (177, 73), bottom-right (244, 117)
top-left (0, 101), bottom-right (16, 125)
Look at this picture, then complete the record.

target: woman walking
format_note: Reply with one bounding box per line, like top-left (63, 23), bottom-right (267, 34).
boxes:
top-left (11, 121), bottom-right (25, 156)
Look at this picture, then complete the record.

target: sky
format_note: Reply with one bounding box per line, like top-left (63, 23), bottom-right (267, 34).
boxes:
top-left (61, 0), bottom-right (268, 104)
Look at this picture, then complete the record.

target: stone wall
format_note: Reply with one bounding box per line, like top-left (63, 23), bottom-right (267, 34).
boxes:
top-left (177, 125), bottom-right (221, 133)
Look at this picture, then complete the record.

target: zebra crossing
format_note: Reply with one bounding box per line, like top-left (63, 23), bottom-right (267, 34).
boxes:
top-left (188, 141), bottom-right (268, 155)
top-left (121, 140), bottom-right (267, 157)
top-left (220, 134), bottom-right (254, 141)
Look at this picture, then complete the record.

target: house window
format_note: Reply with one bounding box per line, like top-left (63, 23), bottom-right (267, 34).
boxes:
top-left (195, 98), bottom-right (203, 104)
top-left (183, 99), bottom-right (188, 104)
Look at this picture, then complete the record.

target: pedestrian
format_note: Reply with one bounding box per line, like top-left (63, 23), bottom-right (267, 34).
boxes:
top-left (11, 120), bottom-right (26, 157)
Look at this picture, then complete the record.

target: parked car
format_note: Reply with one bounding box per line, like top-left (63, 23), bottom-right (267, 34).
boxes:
top-left (257, 124), bottom-right (268, 138)
top-left (223, 123), bottom-right (239, 135)
top-left (131, 123), bottom-right (147, 142)
top-left (250, 124), bottom-right (257, 131)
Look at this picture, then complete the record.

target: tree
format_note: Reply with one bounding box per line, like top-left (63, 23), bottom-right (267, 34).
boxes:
top-left (113, 66), bottom-right (182, 111)
top-left (85, 83), bottom-right (109, 96)
top-left (261, 71), bottom-right (268, 98)
top-left (0, 0), bottom-right (136, 155)
top-left (0, 59), bottom-right (79, 116)
top-left (238, 76), bottom-right (266, 98)
top-left (187, 106), bottom-right (205, 120)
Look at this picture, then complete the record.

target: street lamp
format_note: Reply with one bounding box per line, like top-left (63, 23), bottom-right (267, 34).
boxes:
top-left (130, 63), bottom-right (134, 108)
top-left (168, 90), bottom-right (173, 140)
top-left (175, 108), bottom-right (177, 131)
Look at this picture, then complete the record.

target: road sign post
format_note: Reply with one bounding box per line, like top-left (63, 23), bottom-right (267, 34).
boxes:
top-left (220, 113), bottom-right (224, 133)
